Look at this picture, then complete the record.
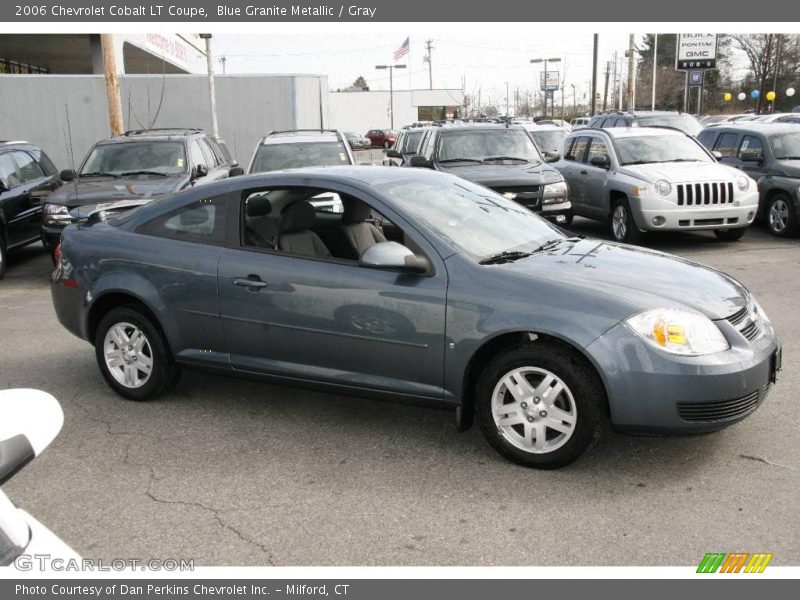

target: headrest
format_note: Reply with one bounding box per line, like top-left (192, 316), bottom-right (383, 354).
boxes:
top-left (342, 199), bottom-right (372, 225)
top-left (281, 200), bottom-right (316, 233)
top-left (246, 194), bottom-right (272, 217)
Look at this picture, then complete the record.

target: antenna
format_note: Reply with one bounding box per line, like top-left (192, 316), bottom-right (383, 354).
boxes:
top-left (149, 57), bottom-right (167, 129)
top-left (63, 104), bottom-right (78, 195)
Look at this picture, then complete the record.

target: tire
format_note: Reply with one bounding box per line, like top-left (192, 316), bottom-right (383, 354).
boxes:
top-left (560, 212), bottom-right (574, 227)
top-left (609, 197), bottom-right (643, 244)
top-left (94, 306), bottom-right (180, 401)
top-left (475, 341), bottom-right (604, 469)
top-left (713, 227), bottom-right (746, 241)
top-left (383, 140), bottom-right (390, 149)
top-left (0, 233), bottom-right (6, 280)
top-left (766, 193), bottom-right (798, 237)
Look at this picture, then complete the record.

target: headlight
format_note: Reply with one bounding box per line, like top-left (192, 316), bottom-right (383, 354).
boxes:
top-left (43, 203), bottom-right (73, 226)
top-left (626, 308), bottom-right (729, 356)
top-left (542, 180), bottom-right (569, 204)
top-left (736, 175), bottom-right (750, 191)
top-left (654, 180), bottom-right (671, 196)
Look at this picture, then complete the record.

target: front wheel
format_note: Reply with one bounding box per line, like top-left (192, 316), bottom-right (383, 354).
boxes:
top-left (476, 342), bottom-right (604, 469)
top-left (94, 306), bottom-right (181, 401)
top-left (713, 227), bottom-right (746, 241)
top-left (610, 198), bottom-right (643, 244)
top-left (766, 193), bottom-right (798, 237)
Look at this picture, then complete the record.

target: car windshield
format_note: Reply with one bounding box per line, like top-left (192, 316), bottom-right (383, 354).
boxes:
top-left (438, 129), bottom-right (543, 163)
top-left (770, 133), bottom-right (800, 159)
top-left (530, 130), bottom-right (566, 153)
top-left (635, 114), bottom-right (703, 136)
top-left (80, 141), bottom-right (187, 176)
top-left (616, 135), bottom-right (712, 165)
top-left (251, 141), bottom-right (351, 173)
top-left (377, 175), bottom-right (562, 261)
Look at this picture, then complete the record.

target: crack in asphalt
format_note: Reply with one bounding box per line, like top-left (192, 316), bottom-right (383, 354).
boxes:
top-left (69, 393), bottom-right (277, 565)
top-left (739, 454), bottom-right (800, 472)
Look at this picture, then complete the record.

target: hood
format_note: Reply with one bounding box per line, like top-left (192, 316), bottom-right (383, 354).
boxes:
top-left (47, 176), bottom-right (182, 208)
top-left (773, 159), bottom-right (800, 178)
top-left (440, 163), bottom-right (563, 188)
top-left (68, 198), bottom-right (155, 221)
top-left (500, 238), bottom-right (747, 320)
top-left (617, 161), bottom-right (738, 184)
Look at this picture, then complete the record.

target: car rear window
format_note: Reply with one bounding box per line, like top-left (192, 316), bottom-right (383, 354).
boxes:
top-left (250, 141), bottom-right (351, 173)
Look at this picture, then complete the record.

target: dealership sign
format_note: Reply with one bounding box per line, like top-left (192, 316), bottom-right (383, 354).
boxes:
top-left (676, 34), bottom-right (718, 70)
top-left (540, 71), bottom-right (560, 92)
top-left (145, 33), bottom-right (190, 70)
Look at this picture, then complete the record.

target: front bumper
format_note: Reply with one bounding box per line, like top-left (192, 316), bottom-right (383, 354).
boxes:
top-left (540, 200), bottom-right (572, 223)
top-left (41, 224), bottom-right (68, 252)
top-left (586, 317), bottom-right (780, 433)
top-left (631, 189), bottom-right (759, 232)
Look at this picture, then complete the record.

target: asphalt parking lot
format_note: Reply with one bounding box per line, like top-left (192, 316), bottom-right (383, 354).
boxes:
top-left (2, 219), bottom-right (799, 566)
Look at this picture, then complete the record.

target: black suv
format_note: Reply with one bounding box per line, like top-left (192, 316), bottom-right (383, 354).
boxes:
top-left (698, 123), bottom-right (800, 236)
top-left (406, 124), bottom-right (571, 223)
top-left (588, 110), bottom-right (703, 137)
top-left (41, 128), bottom-right (236, 254)
top-left (0, 141), bottom-right (61, 279)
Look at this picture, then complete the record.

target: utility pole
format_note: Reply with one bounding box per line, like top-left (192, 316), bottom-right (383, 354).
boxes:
top-left (424, 39), bottom-right (434, 89)
top-left (602, 61), bottom-right (610, 111)
top-left (571, 83), bottom-right (576, 113)
top-left (199, 34), bottom-right (219, 139)
top-left (99, 34), bottom-right (123, 135)
top-left (375, 64), bottom-right (406, 129)
top-left (505, 82), bottom-right (510, 117)
top-left (651, 34), bottom-right (658, 111)
top-left (611, 51), bottom-right (618, 109)
top-left (626, 33), bottom-right (636, 111)
top-left (591, 34), bottom-right (598, 116)
top-left (772, 35), bottom-right (782, 113)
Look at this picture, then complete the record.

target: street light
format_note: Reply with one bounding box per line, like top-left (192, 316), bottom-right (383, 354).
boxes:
top-left (375, 64), bottom-right (407, 130)
top-left (530, 57), bottom-right (561, 118)
top-left (199, 33), bottom-right (219, 139)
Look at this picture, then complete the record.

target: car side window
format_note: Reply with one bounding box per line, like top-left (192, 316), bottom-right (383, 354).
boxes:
top-left (738, 136), bottom-right (764, 160)
top-left (0, 152), bottom-right (21, 187)
top-left (199, 138), bottom-right (220, 167)
top-left (714, 133), bottom-right (740, 158)
top-left (586, 138), bottom-right (610, 164)
top-left (137, 195), bottom-right (227, 245)
top-left (697, 129), bottom-right (717, 149)
top-left (565, 136), bottom-right (590, 162)
top-left (10, 151), bottom-right (45, 183)
top-left (422, 132), bottom-right (437, 161)
top-left (188, 140), bottom-right (207, 168)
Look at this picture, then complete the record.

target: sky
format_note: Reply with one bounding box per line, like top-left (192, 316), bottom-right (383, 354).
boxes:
top-left (213, 32), bottom-right (751, 110)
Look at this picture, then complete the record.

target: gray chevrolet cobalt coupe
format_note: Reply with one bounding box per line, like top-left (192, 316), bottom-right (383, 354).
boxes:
top-left (51, 167), bottom-right (781, 468)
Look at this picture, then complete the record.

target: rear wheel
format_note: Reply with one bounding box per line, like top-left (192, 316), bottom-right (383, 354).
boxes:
top-left (610, 198), bottom-right (643, 244)
top-left (94, 306), bottom-right (180, 401)
top-left (475, 342), bottom-right (604, 469)
top-left (713, 227), bottom-right (746, 241)
top-left (766, 193), bottom-right (798, 237)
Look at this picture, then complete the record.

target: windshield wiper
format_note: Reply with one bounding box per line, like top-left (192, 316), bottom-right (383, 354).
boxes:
top-left (777, 156), bottom-right (800, 160)
top-left (80, 171), bottom-right (120, 178)
top-left (438, 158), bottom-right (482, 164)
top-left (119, 170), bottom-right (171, 177)
top-left (529, 238), bottom-right (564, 253)
top-left (479, 250), bottom-right (536, 265)
top-left (482, 156), bottom-right (529, 163)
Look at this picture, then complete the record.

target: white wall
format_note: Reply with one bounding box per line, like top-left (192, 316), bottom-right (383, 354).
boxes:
top-left (328, 89), bottom-right (464, 134)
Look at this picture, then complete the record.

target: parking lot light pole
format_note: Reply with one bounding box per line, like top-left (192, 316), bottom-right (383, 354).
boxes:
top-left (530, 57), bottom-right (561, 118)
top-left (199, 34), bottom-right (219, 140)
top-left (375, 64), bottom-right (406, 130)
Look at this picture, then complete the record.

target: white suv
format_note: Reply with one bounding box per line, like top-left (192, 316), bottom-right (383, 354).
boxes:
top-left (555, 127), bottom-right (759, 244)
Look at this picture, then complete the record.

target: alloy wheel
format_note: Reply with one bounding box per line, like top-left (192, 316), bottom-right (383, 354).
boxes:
top-left (612, 205), bottom-right (627, 241)
top-left (103, 322), bottom-right (154, 389)
top-left (491, 367), bottom-right (578, 454)
top-left (769, 198), bottom-right (789, 234)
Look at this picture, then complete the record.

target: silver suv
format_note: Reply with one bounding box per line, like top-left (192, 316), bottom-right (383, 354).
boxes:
top-left (555, 127), bottom-right (759, 244)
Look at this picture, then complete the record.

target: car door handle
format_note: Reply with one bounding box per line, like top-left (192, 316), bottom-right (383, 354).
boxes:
top-left (233, 276), bottom-right (268, 289)
top-left (580, 170), bottom-right (588, 175)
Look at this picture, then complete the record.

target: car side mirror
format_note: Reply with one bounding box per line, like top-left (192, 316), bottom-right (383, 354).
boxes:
top-left (0, 178), bottom-right (9, 193)
top-left (385, 149), bottom-right (402, 158)
top-left (544, 151), bottom-right (561, 163)
top-left (193, 164), bottom-right (209, 179)
top-left (228, 166), bottom-right (245, 177)
top-left (590, 155), bottom-right (610, 169)
top-left (0, 389), bottom-right (63, 486)
top-left (409, 155), bottom-right (433, 169)
top-left (739, 151), bottom-right (763, 163)
top-left (60, 169), bottom-right (76, 182)
top-left (359, 241), bottom-right (430, 274)
top-left (711, 151), bottom-right (723, 161)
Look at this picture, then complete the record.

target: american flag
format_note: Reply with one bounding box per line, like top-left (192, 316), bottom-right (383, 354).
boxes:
top-left (393, 37), bottom-right (410, 61)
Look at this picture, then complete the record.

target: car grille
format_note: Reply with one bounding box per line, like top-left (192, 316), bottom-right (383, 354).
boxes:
top-left (677, 388), bottom-right (761, 422)
top-left (725, 305), bottom-right (761, 341)
top-left (493, 186), bottom-right (543, 210)
top-left (676, 182), bottom-right (735, 206)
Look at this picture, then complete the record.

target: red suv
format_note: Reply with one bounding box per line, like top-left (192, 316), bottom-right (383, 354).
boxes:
top-left (365, 129), bottom-right (398, 148)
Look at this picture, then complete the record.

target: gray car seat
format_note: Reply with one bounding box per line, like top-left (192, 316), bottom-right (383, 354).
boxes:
top-left (278, 201), bottom-right (331, 257)
top-left (245, 194), bottom-right (278, 248)
top-left (341, 199), bottom-right (386, 259)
